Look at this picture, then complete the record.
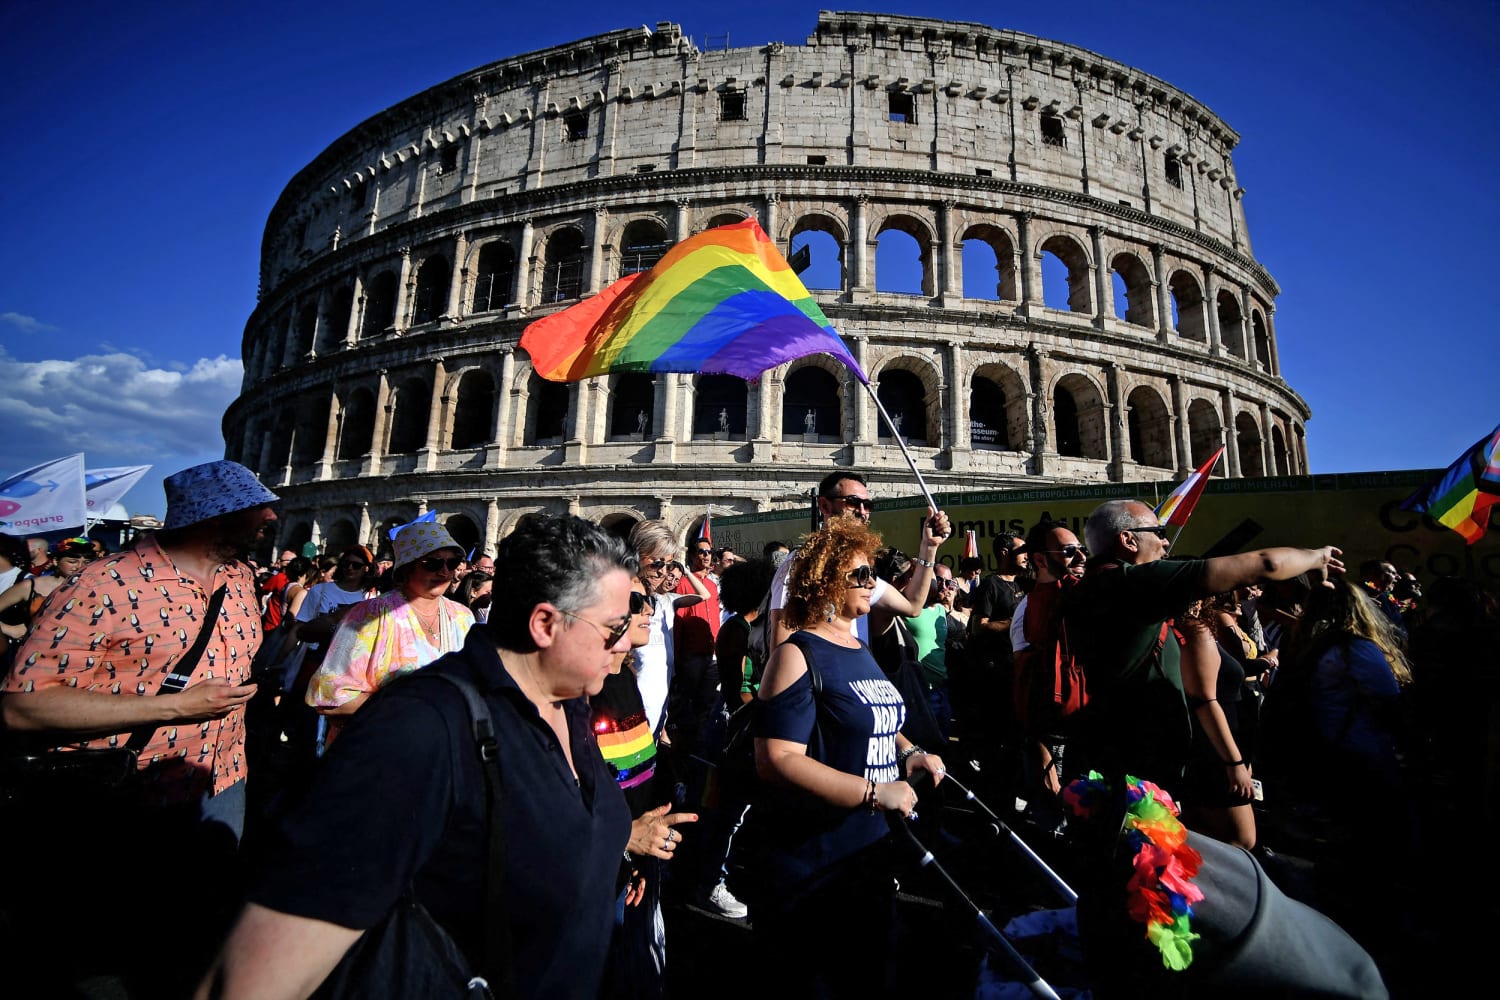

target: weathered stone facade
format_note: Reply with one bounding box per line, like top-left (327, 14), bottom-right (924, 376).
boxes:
top-left (225, 12), bottom-right (1310, 555)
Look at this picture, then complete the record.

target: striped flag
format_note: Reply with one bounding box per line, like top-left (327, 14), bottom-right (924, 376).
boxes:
top-left (963, 529), bottom-right (979, 561)
top-left (1400, 423), bottom-right (1500, 544)
top-left (1155, 446), bottom-right (1224, 528)
top-left (699, 508), bottom-right (712, 546)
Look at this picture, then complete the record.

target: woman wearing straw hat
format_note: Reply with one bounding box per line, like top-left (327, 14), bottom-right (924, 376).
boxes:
top-left (305, 522), bottom-right (474, 744)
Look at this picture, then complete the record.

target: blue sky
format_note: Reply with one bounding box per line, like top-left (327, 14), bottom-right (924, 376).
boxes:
top-left (2, 1), bottom-right (1495, 518)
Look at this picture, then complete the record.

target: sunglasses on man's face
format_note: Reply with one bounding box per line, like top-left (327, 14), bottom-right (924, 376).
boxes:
top-left (1130, 525), bottom-right (1169, 538)
top-left (629, 591), bottom-right (656, 614)
top-left (1047, 545), bottom-right (1088, 561)
top-left (693, 548), bottom-right (713, 557)
top-left (828, 494), bottom-right (874, 513)
top-left (339, 559), bottom-right (369, 569)
top-left (845, 564), bottom-right (876, 588)
top-left (416, 556), bottom-right (463, 572)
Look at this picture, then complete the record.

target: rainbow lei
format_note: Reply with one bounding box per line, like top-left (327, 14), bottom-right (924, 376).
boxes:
top-left (1063, 771), bottom-right (1205, 970)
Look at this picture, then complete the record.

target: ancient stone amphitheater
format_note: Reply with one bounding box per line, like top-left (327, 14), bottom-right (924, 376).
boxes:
top-left (224, 11), bottom-right (1309, 555)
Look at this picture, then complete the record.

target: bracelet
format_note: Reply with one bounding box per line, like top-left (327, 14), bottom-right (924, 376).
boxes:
top-left (865, 778), bottom-right (877, 813)
top-left (898, 745), bottom-right (925, 764)
top-left (911, 556), bottom-right (934, 568)
top-left (1223, 759), bottom-right (1246, 768)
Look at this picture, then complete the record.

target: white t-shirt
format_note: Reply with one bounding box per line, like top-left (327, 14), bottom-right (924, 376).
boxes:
top-left (635, 592), bottom-right (695, 736)
top-left (1010, 594), bottom-right (1030, 653)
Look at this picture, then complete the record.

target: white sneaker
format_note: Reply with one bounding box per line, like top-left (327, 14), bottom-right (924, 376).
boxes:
top-left (705, 882), bottom-right (748, 919)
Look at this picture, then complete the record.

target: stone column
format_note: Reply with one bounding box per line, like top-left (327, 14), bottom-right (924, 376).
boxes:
top-left (1203, 266), bottom-right (1223, 357)
top-left (945, 340), bottom-right (967, 469)
top-left (587, 206), bottom-right (609, 295)
top-left (516, 219), bottom-right (536, 310)
top-left (653, 374), bottom-right (681, 465)
top-left (344, 273), bottom-right (364, 347)
top-left (1264, 306), bottom-right (1282, 376)
top-left (849, 194), bottom-right (869, 302)
top-left (752, 373), bottom-right (777, 464)
top-left (762, 192), bottom-right (779, 241)
top-left (564, 384), bottom-right (588, 466)
top-left (1027, 345), bottom-right (1048, 476)
top-left (484, 498), bottom-right (501, 556)
top-left (418, 361), bottom-right (447, 472)
top-left (1151, 244), bottom-right (1172, 344)
top-left (1169, 374), bottom-right (1191, 474)
top-left (938, 200), bottom-right (959, 306)
top-left (1241, 287), bottom-right (1258, 368)
top-left (365, 369), bottom-right (391, 476)
top-left (489, 347), bottom-right (514, 467)
top-left (849, 336), bottom-right (871, 462)
top-left (1221, 387), bottom-right (1241, 478)
top-left (357, 502), bottom-right (372, 550)
top-left (393, 247), bottom-right (413, 334)
top-left (1018, 213), bottom-right (1039, 319)
top-left (445, 231), bottom-right (468, 320)
top-left (1091, 226), bottom-right (1111, 331)
top-left (317, 391), bottom-right (339, 480)
top-left (1259, 400), bottom-right (1275, 476)
top-left (674, 199), bottom-right (691, 242)
top-left (308, 288), bottom-right (328, 359)
top-left (1106, 362), bottom-right (1126, 482)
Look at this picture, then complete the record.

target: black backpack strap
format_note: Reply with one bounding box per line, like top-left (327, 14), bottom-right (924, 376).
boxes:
top-left (431, 671), bottom-right (516, 1000)
top-left (124, 583), bottom-right (228, 753)
top-left (784, 631), bottom-right (824, 696)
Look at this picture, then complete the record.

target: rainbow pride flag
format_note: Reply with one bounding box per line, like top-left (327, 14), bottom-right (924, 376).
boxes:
top-left (1400, 423), bottom-right (1500, 544)
top-left (520, 219), bottom-right (866, 384)
top-left (1155, 446), bottom-right (1224, 528)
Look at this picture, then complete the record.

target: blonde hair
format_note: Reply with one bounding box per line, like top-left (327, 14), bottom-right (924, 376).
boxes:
top-left (782, 517), bottom-right (882, 630)
top-left (628, 519), bottom-right (679, 562)
top-left (1297, 578), bottom-right (1412, 685)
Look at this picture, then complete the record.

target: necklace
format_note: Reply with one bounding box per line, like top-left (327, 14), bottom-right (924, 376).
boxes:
top-left (411, 603), bottom-right (442, 640)
top-left (807, 623), bottom-right (858, 648)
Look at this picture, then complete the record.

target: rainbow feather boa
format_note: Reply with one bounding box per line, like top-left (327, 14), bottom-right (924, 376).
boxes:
top-left (1063, 772), bottom-right (1205, 970)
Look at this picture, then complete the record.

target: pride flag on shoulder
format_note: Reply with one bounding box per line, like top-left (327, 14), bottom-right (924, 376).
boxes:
top-left (520, 219), bottom-right (866, 384)
top-left (1155, 446), bottom-right (1224, 528)
top-left (1400, 423), bottom-right (1500, 544)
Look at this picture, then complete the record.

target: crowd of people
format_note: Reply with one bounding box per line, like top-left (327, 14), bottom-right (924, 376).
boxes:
top-left (0, 458), bottom-right (1494, 998)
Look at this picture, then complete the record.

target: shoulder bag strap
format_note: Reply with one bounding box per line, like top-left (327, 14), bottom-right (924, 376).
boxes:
top-left (784, 631), bottom-right (824, 696)
top-left (432, 671), bottom-right (516, 1000)
top-left (123, 583), bottom-right (228, 753)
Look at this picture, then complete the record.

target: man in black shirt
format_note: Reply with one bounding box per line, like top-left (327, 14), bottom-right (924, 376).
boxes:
top-left (957, 533), bottom-right (1028, 757)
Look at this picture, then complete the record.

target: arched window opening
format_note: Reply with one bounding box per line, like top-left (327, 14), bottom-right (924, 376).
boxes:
top-left (1039, 236), bottom-right (1092, 313)
top-left (704, 212), bottom-right (746, 230)
top-left (472, 242), bottom-right (515, 313)
top-left (411, 254), bottom-right (450, 326)
top-left (610, 374), bottom-right (656, 440)
top-left (1054, 375), bottom-right (1107, 460)
top-left (969, 376), bottom-right (1010, 449)
top-left (1187, 398), bottom-right (1222, 470)
top-left (1217, 291), bottom-right (1245, 357)
top-left (338, 389), bottom-right (376, 460)
top-left (1236, 413), bottom-right (1264, 477)
top-left (1252, 313), bottom-right (1271, 372)
top-left (692, 375), bottom-right (748, 438)
top-left (1126, 387), bottom-right (1173, 469)
top-left (262, 317), bottom-right (288, 376)
top-left (876, 369), bottom-right (929, 444)
top-left (291, 403), bottom-right (325, 465)
top-left (599, 513), bottom-right (638, 543)
top-left (874, 227), bottom-right (927, 295)
top-left (783, 367), bottom-right (841, 440)
top-left (1111, 253), bottom-right (1154, 327)
top-left (619, 220), bottom-right (670, 277)
top-left (266, 424), bottom-right (293, 474)
top-left (322, 286), bottom-right (353, 353)
top-left (387, 377), bottom-right (432, 454)
top-left (1169, 271), bottom-right (1206, 341)
top-left (961, 225), bottom-right (1018, 301)
top-left (542, 229), bottom-right (586, 303)
top-left (324, 519), bottom-right (357, 555)
top-left (789, 220), bottom-right (844, 292)
top-left (527, 374), bottom-right (568, 445)
top-left (294, 304), bottom-right (318, 359)
top-left (451, 370), bottom-right (495, 450)
top-left (362, 270), bottom-right (398, 338)
top-left (442, 515), bottom-right (480, 557)
top-left (1272, 426), bottom-right (1290, 476)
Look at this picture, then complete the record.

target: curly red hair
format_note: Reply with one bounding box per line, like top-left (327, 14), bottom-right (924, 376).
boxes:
top-left (782, 517), bottom-right (883, 630)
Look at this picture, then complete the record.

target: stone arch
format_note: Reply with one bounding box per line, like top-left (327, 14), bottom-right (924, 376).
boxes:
top-left (387, 374), bottom-right (432, 454)
top-left (1217, 290), bottom-right (1245, 357)
top-left (440, 513), bottom-right (481, 556)
top-left (1271, 424), bottom-right (1290, 475)
top-left (1252, 311), bottom-right (1271, 372)
top-left (281, 521), bottom-right (314, 558)
top-left (323, 517), bottom-right (358, 555)
top-left (617, 217), bottom-right (671, 276)
top-left (322, 284), bottom-right (354, 353)
top-left (1236, 411), bottom-right (1264, 477)
top-left (960, 223), bottom-right (1018, 301)
top-left (337, 386), bottom-right (377, 460)
top-left (872, 213), bottom-right (936, 296)
top-left (1168, 269), bottom-right (1206, 341)
top-left (1186, 397), bottom-right (1222, 469)
top-left (290, 399), bottom-right (326, 465)
top-left (609, 373), bottom-right (656, 439)
top-left (1110, 252), bottom-right (1155, 327)
top-left (293, 302), bottom-right (318, 359)
top-left (471, 239), bottom-right (516, 313)
top-left (969, 362), bottom-right (1028, 451)
top-left (782, 364), bottom-right (843, 440)
top-left (788, 213), bottom-right (848, 292)
top-left (1039, 233), bottom-right (1093, 313)
top-left (522, 371), bottom-right (568, 446)
top-left (873, 360), bottom-right (937, 445)
top-left (362, 269), bottom-right (398, 339)
top-left (598, 511), bottom-right (639, 543)
top-left (1126, 385), bottom-right (1173, 469)
top-left (1052, 372), bottom-right (1107, 460)
top-left (449, 368), bottom-right (495, 450)
top-left (703, 211), bottom-right (748, 230)
top-left (410, 253), bottom-right (450, 326)
top-left (541, 226), bottom-right (586, 303)
top-left (692, 374), bottom-right (748, 438)
top-left (262, 314), bottom-right (288, 376)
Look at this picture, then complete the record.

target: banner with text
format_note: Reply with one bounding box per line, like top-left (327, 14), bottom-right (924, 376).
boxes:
top-left (0, 453), bottom-right (87, 533)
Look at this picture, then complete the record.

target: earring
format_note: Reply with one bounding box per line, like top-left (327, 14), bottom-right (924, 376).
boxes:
top-left (824, 603), bottom-right (835, 623)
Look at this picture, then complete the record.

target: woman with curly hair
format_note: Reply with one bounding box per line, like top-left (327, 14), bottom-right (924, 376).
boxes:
top-left (752, 516), bottom-right (944, 999)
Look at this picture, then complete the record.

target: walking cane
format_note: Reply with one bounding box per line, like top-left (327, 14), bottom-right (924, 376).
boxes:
top-left (889, 772), bottom-right (1064, 1000)
top-left (937, 766), bottom-right (1078, 907)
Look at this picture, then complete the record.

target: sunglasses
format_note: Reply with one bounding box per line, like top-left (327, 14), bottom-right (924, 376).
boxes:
top-left (339, 559), bottom-right (369, 569)
top-left (415, 556), bottom-right (463, 572)
top-left (937, 578), bottom-right (958, 589)
top-left (560, 610), bottom-right (631, 648)
top-left (693, 548), bottom-right (713, 557)
top-left (845, 564), bottom-right (876, 588)
top-left (1047, 544), bottom-right (1088, 560)
top-left (644, 558), bottom-right (668, 571)
top-left (1129, 525), bottom-right (1169, 538)
top-left (828, 494), bottom-right (874, 512)
top-left (629, 591), bottom-right (656, 614)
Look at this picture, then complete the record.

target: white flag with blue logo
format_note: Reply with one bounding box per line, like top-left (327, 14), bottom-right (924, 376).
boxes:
top-left (84, 465), bottom-right (152, 517)
top-left (0, 453), bottom-right (87, 533)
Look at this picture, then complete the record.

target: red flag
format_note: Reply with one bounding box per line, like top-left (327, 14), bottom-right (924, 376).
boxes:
top-left (1155, 447), bottom-right (1224, 528)
top-left (699, 508), bottom-right (712, 546)
top-left (963, 530), bottom-right (979, 560)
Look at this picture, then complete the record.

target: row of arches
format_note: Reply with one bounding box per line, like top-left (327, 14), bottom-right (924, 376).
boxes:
top-left (238, 354), bottom-right (1307, 483)
top-left (247, 208), bottom-right (1278, 381)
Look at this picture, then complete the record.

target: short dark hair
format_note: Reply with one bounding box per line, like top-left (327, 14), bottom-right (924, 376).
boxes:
top-left (817, 470), bottom-right (867, 500)
top-left (719, 557), bottom-right (776, 615)
top-left (487, 515), bottom-right (638, 652)
top-left (762, 539), bottom-right (788, 556)
top-left (991, 531), bottom-right (1022, 560)
top-left (958, 556), bottom-right (984, 575)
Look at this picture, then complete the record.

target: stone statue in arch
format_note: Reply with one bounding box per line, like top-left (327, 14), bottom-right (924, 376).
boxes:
top-left (718, 408), bottom-right (730, 434)
top-left (636, 410), bottom-right (647, 436)
top-left (804, 408), bottom-right (816, 434)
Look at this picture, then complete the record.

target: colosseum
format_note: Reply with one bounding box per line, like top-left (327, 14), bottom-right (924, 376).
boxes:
top-left (224, 10), bottom-right (1310, 555)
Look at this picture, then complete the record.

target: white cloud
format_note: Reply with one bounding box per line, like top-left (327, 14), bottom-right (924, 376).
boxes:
top-left (0, 345), bottom-right (243, 514)
top-left (1, 312), bottom-right (59, 335)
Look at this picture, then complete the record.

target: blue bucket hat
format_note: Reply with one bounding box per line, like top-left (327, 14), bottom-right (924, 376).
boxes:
top-left (162, 461), bottom-right (279, 530)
